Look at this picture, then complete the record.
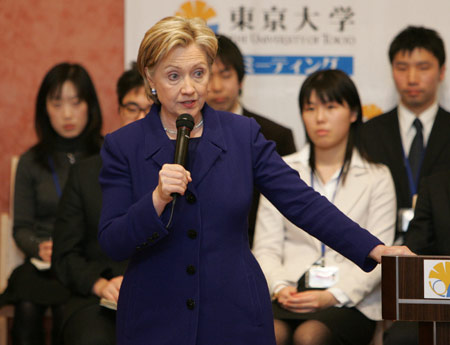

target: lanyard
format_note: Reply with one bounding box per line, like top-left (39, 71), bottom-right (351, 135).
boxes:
top-left (401, 145), bottom-right (425, 198)
top-left (48, 157), bottom-right (62, 198)
top-left (310, 166), bottom-right (344, 261)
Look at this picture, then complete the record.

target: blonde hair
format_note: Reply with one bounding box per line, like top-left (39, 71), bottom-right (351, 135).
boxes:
top-left (137, 16), bottom-right (218, 103)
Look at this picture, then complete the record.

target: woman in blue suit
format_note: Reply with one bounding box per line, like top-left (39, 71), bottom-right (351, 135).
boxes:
top-left (98, 16), bottom-right (413, 345)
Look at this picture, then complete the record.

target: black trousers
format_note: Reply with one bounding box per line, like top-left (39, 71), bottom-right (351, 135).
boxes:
top-left (12, 301), bottom-right (64, 345)
top-left (62, 304), bottom-right (116, 345)
top-left (383, 321), bottom-right (419, 345)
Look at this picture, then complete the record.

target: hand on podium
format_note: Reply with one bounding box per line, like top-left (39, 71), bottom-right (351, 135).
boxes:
top-left (369, 244), bottom-right (415, 263)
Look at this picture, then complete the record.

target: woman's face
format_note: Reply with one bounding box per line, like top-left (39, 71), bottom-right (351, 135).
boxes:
top-left (146, 43), bottom-right (210, 123)
top-left (302, 90), bottom-right (357, 151)
top-left (46, 81), bottom-right (89, 139)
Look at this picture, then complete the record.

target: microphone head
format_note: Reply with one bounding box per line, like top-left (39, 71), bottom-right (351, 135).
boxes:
top-left (176, 113), bottom-right (195, 131)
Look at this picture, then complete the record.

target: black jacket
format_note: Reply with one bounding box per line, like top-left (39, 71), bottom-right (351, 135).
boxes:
top-left (52, 155), bottom-right (127, 322)
top-left (362, 107), bottom-right (450, 211)
top-left (405, 170), bottom-right (450, 255)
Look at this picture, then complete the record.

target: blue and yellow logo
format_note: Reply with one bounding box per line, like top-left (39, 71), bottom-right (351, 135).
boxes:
top-left (428, 262), bottom-right (450, 297)
top-left (175, 1), bottom-right (218, 32)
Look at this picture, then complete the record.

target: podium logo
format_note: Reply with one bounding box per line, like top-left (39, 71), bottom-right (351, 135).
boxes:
top-left (424, 260), bottom-right (450, 299)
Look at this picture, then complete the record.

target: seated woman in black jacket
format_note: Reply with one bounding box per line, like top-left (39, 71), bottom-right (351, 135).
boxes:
top-left (52, 64), bottom-right (152, 345)
top-left (2, 62), bottom-right (102, 345)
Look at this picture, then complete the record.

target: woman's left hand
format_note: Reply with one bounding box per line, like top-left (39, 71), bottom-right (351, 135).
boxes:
top-left (369, 244), bottom-right (416, 263)
top-left (38, 240), bottom-right (53, 262)
top-left (278, 290), bottom-right (338, 313)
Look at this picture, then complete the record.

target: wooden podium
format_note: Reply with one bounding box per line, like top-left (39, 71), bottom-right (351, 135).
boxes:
top-left (382, 255), bottom-right (450, 345)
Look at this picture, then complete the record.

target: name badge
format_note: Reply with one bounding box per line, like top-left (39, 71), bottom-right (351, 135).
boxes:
top-left (306, 266), bottom-right (339, 289)
top-left (398, 208), bottom-right (414, 232)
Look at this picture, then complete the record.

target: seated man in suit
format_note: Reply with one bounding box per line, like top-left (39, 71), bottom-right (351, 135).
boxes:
top-left (206, 34), bottom-right (296, 246)
top-left (362, 26), bottom-right (450, 242)
top-left (405, 169), bottom-right (450, 255)
top-left (52, 63), bottom-right (152, 345)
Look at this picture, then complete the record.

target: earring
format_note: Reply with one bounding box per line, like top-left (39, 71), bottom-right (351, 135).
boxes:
top-left (151, 88), bottom-right (157, 96)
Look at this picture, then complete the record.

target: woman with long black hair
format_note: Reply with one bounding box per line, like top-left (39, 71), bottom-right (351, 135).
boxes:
top-left (2, 62), bottom-right (102, 345)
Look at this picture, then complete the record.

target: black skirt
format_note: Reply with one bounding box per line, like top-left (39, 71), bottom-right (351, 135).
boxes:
top-left (272, 275), bottom-right (376, 345)
top-left (0, 260), bottom-right (70, 307)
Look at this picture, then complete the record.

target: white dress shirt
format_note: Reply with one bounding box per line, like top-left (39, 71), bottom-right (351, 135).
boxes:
top-left (398, 102), bottom-right (438, 154)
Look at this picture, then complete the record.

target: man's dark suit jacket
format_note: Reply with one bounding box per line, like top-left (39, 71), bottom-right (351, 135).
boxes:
top-left (405, 170), bottom-right (450, 255)
top-left (243, 108), bottom-right (296, 247)
top-left (362, 107), bottom-right (450, 213)
top-left (52, 155), bottom-right (128, 325)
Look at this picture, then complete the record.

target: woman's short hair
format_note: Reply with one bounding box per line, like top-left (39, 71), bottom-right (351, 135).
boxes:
top-left (137, 16), bottom-right (218, 103)
top-left (34, 62), bottom-right (103, 168)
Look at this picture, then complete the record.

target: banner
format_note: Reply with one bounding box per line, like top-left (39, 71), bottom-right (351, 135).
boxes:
top-left (125, 0), bottom-right (450, 148)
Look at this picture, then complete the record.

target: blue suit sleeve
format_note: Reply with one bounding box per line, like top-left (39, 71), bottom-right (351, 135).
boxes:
top-left (98, 134), bottom-right (169, 261)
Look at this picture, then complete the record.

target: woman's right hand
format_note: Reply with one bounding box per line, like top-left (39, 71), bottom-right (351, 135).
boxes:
top-left (276, 286), bottom-right (298, 305)
top-left (92, 276), bottom-right (124, 303)
top-left (152, 163), bottom-right (192, 216)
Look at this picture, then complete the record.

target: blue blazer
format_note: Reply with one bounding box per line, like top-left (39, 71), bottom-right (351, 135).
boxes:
top-left (98, 104), bottom-right (382, 345)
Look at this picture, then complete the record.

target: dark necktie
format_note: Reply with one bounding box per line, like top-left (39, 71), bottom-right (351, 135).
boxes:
top-left (408, 118), bottom-right (424, 182)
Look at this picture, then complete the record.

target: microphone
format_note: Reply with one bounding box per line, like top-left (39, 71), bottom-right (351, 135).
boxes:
top-left (165, 113), bottom-right (195, 229)
top-left (172, 113), bottom-right (195, 199)
top-left (174, 113), bottom-right (195, 167)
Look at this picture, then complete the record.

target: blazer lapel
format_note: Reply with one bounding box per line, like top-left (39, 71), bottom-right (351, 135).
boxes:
top-left (144, 105), bottom-right (174, 168)
top-left (383, 111), bottom-right (407, 174)
top-left (421, 108), bottom-right (450, 177)
top-left (446, 174), bottom-right (450, 206)
top-left (334, 153), bottom-right (368, 215)
top-left (381, 110), bottom-right (411, 202)
top-left (143, 104), bottom-right (227, 188)
top-left (190, 105), bottom-right (227, 188)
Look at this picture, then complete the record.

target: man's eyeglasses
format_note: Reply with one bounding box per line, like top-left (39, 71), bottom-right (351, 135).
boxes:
top-left (120, 102), bottom-right (151, 116)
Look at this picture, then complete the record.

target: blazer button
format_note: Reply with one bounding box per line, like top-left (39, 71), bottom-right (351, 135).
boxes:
top-left (186, 265), bottom-right (196, 275)
top-left (186, 298), bottom-right (195, 310)
top-left (186, 192), bottom-right (196, 204)
top-left (187, 229), bottom-right (197, 239)
top-left (151, 232), bottom-right (160, 240)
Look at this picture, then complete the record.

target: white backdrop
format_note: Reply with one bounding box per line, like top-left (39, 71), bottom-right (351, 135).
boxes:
top-left (125, 0), bottom-right (450, 149)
